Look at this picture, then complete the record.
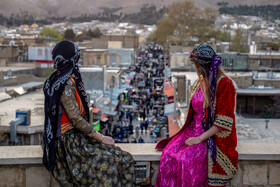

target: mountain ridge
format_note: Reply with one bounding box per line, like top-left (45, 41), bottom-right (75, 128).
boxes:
top-left (1, 0), bottom-right (279, 18)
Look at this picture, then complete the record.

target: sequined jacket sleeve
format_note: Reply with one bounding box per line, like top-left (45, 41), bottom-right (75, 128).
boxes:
top-left (208, 76), bottom-right (238, 186)
top-left (213, 77), bottom-right (236, 132)
top-left (60, 84), bottom-right (95, 135)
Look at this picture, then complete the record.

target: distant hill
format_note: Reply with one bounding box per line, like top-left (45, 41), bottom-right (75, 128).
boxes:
top-left (0, 0), bottom-right (279, 18)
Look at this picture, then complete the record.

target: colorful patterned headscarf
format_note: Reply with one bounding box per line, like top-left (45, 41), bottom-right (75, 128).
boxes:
top-left (43, 40), bottom-right (89, 173)
top-left (190, 44), bottom-right (223, 163)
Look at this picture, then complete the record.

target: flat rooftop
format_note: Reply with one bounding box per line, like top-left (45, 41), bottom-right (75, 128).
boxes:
top-left (0, 67), bottom-right (36, 72)
top-left (0, 90), bottom-right (44, 134)
top-left (80, 67), bottom-right (103, 72)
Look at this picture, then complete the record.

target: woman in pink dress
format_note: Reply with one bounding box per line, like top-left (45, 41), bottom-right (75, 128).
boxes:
top-left (156, 85), bottom-right (208, 186)
top-left (156, 44), bottom-right (238, 187)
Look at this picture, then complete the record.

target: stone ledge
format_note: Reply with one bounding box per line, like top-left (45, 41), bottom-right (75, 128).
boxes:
top-left (237, 143), bottom-right (280, 160)
top-left (0, 125), bottom-right (44, 134)
top-left (0, 143), bottom-right (280, 165)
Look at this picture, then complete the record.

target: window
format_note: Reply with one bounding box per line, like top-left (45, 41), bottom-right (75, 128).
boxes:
top-left (2, 47), bottom-right (6, 53)
top-left (38, 49), bottom-right (43, 56)
top-left (260, 59), bottom-right (270, 67)
top-left (221, 57), bottom-right (234, 69)
top-left (230, 58), bottom-right (234, 68)
top-left (97, 54), bottom-right (101, 60)
top-left (272, 59), bottom-right (280, 69)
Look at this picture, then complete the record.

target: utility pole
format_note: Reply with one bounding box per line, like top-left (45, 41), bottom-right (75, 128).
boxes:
top-left (172, 76), bottom-right (177, 122)
top-left (119, 67), bottom-right (122, 89)
top-left (110, 76), bottom-right (115, 110)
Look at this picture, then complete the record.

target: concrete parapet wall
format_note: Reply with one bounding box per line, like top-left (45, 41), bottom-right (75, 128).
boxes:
top-left (254, 79), bottom-right (280, 88)
top-left (0, 143), bottom-right (280, 187)
top-left (229, 75), bottom-right (253, 89)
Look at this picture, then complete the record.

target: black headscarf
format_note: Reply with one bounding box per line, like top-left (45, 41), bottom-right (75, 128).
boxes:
top-left (43, 40), bottom-right (90, 173)
top-left (190, 44), bottom-right (222, 163)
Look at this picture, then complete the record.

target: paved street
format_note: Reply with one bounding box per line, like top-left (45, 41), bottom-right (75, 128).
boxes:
top-left (112, 44), bottom-right (169, 144)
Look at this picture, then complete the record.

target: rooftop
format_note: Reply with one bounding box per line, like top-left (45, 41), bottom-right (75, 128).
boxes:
top-left (80, 67), bottom-right (104, 72)
top-left (0, 90), bottom-right (44, 134)
top-left (0, 67), bottom-right (36, 72)
top-left (84, 49), bottom-right (107, 52)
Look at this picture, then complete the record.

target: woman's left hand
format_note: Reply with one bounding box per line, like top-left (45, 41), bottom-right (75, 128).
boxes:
top-left (185, 136), bottom-right (202, 146)
top-left (102, 136), bottom-right (115, 146)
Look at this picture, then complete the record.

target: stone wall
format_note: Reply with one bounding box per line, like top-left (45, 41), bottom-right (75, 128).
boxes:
top-left (1, 161), bottom-right (279, 186)
top-left (0, 165), bottom-right (60, 187)
top-left (9, 68), bottom-right (37, 76)
top-left (149, 160), bottom-right (280, 187)
top-left (0, 144), bottom-right (280, 187)
top-left (170, 53), bottom-right (191, 68)
top-left (229, 75), bottom-right (253, 89)
top-left (80, 68), bottom-right (105, 92)
top-left (0, 58), bottom-right (7, 66)
top-left (234, 161), bottom-right (280, 186)
top-left (228, 74), bottom-right (280, 89)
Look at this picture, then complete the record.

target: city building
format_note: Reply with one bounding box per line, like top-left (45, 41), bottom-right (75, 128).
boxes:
top-left (0, 44), bottom-right (19, 62)
top-left (83, 49), bottom-right (120, 66)
top-left (84, 35), bottom-right (139, 51)
top-left (83, 48), bottom-right (135, 67)
top-left (28, 46), bottom-right (53, 68)
top-left (100, 35), bottom-right (139, 50)
top-left (170, 51), bottom-right (280, 72)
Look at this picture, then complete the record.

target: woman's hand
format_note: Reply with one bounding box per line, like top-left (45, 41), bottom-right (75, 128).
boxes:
top-left (185, 126), bottom-right (219, 146)
top-left (101, 136), bottom-right (115, 146)
top-left (185, 136), bottom-right (202, 146)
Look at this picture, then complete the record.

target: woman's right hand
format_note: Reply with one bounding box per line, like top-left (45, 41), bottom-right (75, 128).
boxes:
top-left (101, 136), bottom-right (115, 146)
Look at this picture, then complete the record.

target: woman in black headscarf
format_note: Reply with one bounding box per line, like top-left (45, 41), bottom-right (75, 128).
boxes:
top-left (43, 40), bottom-right (135, 186)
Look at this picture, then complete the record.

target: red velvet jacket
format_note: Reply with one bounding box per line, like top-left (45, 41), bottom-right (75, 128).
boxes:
top-left (156, 75), bottom-right (238, 186)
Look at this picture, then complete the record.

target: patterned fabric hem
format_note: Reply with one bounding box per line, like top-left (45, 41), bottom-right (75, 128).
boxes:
top-left (213, 115), bottom-right (233, 131)
top-left (217, 148), bottom-right (237, 176)
top-left (208, 147), bottom-right (237, 186)
top-left (208, 177), bottom-right (232, 186)
top-left (61, 122), bottom-right (73, 134)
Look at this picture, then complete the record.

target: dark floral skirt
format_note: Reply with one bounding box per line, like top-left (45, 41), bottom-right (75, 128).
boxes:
top-left (53, 129), bottom-right (135, 187)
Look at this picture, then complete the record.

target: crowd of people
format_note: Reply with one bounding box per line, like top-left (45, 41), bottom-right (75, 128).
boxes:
top-left (112, 44), bottom-right (169, 143)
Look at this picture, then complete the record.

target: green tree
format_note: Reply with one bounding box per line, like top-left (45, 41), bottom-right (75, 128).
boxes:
top-left (262, 104), bottom-right (276, 119)
top-left (217, 30), bottom-right (231, 42)
top-left (39, 27), bottom-right (62, 41)
top-left (64, 29), bottom-right (76, 41)
top-left (87, 28), bottom-right (102, 38)
top-left (149, 0), bottom-right (218, 46)
top-left (149, 17), bottom-right (175, 45)
top-left (232, 28), bottom-right (248, 53)
top-left (271, 96), bottom-right (280, 118)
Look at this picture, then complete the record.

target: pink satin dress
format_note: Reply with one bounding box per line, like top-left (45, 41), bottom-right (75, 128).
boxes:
top-left (156, 86), bottom-right (208, 187)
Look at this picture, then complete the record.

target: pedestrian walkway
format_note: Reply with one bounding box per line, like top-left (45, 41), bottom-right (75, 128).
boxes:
top-left (237, 115), bottom-right (280, 143)
top-left (112, 44), bottom-right (169, 143)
